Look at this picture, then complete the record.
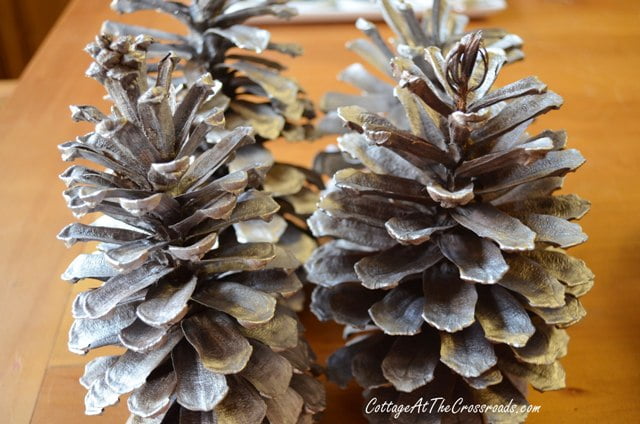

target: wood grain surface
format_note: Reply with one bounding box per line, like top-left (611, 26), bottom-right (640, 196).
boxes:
top-left (0, 0), bottom-right (638, 422)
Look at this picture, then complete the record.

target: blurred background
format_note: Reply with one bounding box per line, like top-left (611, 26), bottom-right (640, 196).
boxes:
top-left (0, 0), bottom-right (70, 78)
top-left (0, 0), bottom-right (69, 107)
top-left (0, 0), bottom-right (504, 106)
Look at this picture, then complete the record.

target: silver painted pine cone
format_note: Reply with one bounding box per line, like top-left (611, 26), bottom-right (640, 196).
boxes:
top-left (306, 32), bottom-right (592, 424)
top-left (59, 34), bottom-right (325, 423)
top-left (103, 0), bottom-right (323, 267)
top-left (322, 0), bottom-right (524, 120)
top-left (315, 0), bottom-right (523, 160)
top-left (103, 0), bottom-right (316, 142)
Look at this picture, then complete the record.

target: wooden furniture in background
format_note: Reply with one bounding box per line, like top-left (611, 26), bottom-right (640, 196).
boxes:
top-left (0, 0), bottom-right (639, 422)
top-left (0, 0), bottom-right (71, 77)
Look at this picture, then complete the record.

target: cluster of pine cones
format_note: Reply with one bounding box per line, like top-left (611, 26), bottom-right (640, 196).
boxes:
top-left (58, 1), bottom-right (592, 423)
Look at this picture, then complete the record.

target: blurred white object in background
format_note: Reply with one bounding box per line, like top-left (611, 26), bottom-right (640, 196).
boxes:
top-left (241, 0), bottom-right (507, 23)
top-left (450, 0), bottom-right (507, 18)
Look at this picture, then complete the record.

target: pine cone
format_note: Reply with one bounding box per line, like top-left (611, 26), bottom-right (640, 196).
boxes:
top-left (103, 0), bottom-right (316, 141)
top-left (306, 32), bottom-right (591, 423)
top-left (317, 0), bottom-right (523, 139)
top-left (103, 1), bottom-right (323, 267)
top-left (59, 34), bottom-right (325, 423)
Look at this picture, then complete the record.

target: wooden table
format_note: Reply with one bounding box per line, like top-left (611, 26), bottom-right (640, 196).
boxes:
top-left (1, 0), bottom-right (638, 422)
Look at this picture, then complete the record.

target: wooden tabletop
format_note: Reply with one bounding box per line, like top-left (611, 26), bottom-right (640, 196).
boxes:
top-left (1, 0), bottom-right (638, 422)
